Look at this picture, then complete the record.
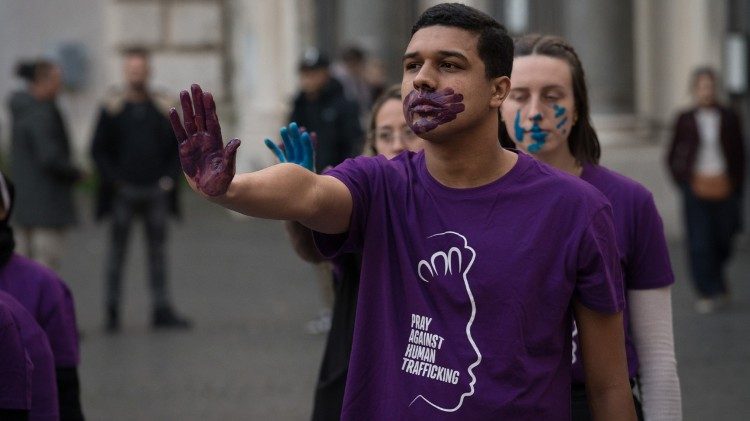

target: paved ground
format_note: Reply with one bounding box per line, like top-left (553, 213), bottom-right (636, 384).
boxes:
top-left (57, 191), bottom-right (749, 420)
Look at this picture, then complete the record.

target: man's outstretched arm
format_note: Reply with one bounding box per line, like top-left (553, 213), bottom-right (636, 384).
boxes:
top-left (169, 84), bottom-right (352, 234)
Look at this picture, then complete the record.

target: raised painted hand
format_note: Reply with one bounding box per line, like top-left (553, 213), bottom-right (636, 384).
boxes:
top-left (169, 84), bottom-right (240, 196)
top-left (263, 122), bottom-right (316, 172)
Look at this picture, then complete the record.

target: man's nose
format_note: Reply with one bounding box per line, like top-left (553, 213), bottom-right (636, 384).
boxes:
top-left (413, 65), bottom-right (437, 92)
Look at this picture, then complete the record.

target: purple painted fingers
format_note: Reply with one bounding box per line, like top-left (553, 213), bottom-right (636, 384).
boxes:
top-left (403, 88), bottom-right (465, 134)
top-left (169, 84), bottom-right (241, 196)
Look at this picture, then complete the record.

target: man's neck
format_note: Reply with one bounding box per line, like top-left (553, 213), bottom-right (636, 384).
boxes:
top-left (424, 128), bottom-right (517, 189)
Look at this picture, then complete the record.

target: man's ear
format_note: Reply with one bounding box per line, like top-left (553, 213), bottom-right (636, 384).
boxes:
top-left (490, 76), bottom-right (511, 108)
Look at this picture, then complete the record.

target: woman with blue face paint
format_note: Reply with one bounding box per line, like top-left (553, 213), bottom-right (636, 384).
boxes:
top-left (500, 34), bottom-right (682, 421)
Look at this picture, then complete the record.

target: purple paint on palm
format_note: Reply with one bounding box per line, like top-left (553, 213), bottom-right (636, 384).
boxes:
top-left (169, 84), bottom-right (240, 196)
top-left (403, 88), bottom-right (465, 134)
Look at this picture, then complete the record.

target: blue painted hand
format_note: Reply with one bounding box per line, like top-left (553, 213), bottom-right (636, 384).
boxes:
top-left (264, 122), bottom-right (316, 172)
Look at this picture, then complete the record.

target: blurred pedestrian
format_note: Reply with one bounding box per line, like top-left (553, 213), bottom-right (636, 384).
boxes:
top-left (91, 47), bottom-right (189, 332)
top-left (501, 34), bottom-right (681, 420)
top-left (289, 49), bottom-right (364, 332)
top-left (667, 67), bottom-right (745, 314)
top-left (8, 59), bottom-right (82, 272)
top-left (290, 49), bottom-right (364, 172)
top-left (0, 172), bottom-right (85, 420)
top-left (332, 46), bottom-right (377, 123)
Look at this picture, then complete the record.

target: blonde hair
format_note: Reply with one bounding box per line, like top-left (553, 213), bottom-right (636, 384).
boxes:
top-left (361, 84), bottom-right (402, 156)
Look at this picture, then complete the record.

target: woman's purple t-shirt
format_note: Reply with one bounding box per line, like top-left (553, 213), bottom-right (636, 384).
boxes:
top-left (0, 290), bottom-right (58, 420)
top-left (571, 164), bottom-right (675, 384)
top-left (0, 253), bottom-right (80, 367)
top-left (314, 151), bottom-right (625, 420)
top-left (0, 301), bottom-right (32, 411)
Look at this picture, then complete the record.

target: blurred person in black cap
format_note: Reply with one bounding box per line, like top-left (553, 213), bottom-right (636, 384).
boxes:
top-left (290, 49), bottom-right (364, 172)
top-left (332, 46), bottom-right (383, 124)
top-left (91, 47), bottom-right (190, 332)
top-left (289, 49), bottom-right (364, 334)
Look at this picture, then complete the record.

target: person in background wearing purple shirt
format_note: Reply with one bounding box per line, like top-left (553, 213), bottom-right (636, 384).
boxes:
top-left (0, 290), bottom-right (58, 421)
top-left (170, 3), bottom-right (636, 419)
top-left (500, 35), bottom-right (682, 420)
top-left (0, 172), bottom-right (85, 420)
top-left (0, 298), bottom-right (32, 421)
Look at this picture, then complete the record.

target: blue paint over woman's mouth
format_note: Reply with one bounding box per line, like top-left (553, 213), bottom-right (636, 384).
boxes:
top-left (528, 123), bottom-right (547, 153)
top-left (513, 109), bottom-right (547, 153)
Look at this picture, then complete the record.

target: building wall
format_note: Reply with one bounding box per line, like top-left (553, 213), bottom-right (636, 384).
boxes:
top-left (0, 0), bottom-right (232, 170)
top-left (0, 0), bottom-right (110, 167)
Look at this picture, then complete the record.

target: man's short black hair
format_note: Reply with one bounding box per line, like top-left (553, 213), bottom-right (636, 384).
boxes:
top-left (411, 3), bottom-right (513, 79)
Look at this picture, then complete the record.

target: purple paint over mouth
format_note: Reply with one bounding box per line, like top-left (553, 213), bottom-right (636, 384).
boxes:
top-left (403, 88), bottom-right (465, 134)
top-left (170, 84), bottom-right (241, 196)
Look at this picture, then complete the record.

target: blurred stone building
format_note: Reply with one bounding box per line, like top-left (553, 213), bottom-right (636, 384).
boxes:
top-left (1, 0), bottom-right (749, 237)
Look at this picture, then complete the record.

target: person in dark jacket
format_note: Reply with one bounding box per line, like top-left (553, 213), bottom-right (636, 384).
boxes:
top-left (91, 47), bottom-right (190, 332)
top-left (667, 66), bottom-right (746, 314)
top-left (8, 59), bottom-right (82, 272)
top-left (289, 49), bottom-right (364, 172)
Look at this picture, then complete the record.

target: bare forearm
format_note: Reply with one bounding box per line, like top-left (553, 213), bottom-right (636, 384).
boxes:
top-left (574, 302), bottom-right (637, 421)
top-left (209, 164), bottom-right (314, 217)
top-left (206, 163), bottom-right (350, 233)
top-left (587, 381), bottom-right (637, 421)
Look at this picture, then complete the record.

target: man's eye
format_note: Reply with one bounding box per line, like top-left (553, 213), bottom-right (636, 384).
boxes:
top-left (405, 62), bottom-right (421, 71)
top-left (441, 62), bottom-right (458, 70)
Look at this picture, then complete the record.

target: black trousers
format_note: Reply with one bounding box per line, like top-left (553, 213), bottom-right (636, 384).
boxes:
top-left (105, 184), bottom-right (170, 309)
top-left (681, 185), bottom-right (741, 298)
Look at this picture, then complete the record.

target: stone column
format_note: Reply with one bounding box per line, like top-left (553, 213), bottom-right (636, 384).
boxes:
top-left (564, 0), bottom-right (634, 115)
top-left (230, 0), bottom-right (302, 171)
top-left (633, 0), bottom-right (726, 127)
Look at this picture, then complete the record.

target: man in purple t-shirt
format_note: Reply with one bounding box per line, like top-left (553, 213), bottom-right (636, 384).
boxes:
top-left (169, 4), bottom-right (635, 420)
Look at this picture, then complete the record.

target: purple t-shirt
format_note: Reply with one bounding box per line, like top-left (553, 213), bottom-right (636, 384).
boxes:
top-left (314, 151), bottom-right (625, 420)
top-left (0, 253), bottom-right (80, 367)
top-left (0, 291), bottom-right (58, 420)
top-left (0, 301), bottom-right (32, 411)
top-left (571, 164), bottom-right (675, 383)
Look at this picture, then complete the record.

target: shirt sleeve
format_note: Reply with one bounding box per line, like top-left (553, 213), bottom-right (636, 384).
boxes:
top-left (313, 155), bottom-right (381, 258)
top-left (574, 206), bottom-right (626, 314)
top-left (0, 306), bottom-right (31, 410)
top-left (627, 193), bottom-right (675, 289)
top-left (628, 287), bottom-right (682, 421)
top-left (38, 276), bottom-right (80, 368)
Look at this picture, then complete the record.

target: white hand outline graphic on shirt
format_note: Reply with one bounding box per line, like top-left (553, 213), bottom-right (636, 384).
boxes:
top-left (410, 231), bottom-right (480, 412)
